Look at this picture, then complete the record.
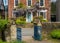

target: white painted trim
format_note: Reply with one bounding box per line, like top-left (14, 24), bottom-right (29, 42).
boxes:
top-left (14, 0), bottom-right (19, 8)
top-left (37, 10), bottom-right (47, 19)
top-left (37, 10), bottom-right (47, 12)
top-left (31, 12), bottom-right (33, 21)
top-left (26, 0), bottom-right (32, 7)
top-left (18, 0), bottom-right (20, 3)
top-left (39, 0), bottom-right (45, 7)
top-left (37, 12), bottom-right (38, 17)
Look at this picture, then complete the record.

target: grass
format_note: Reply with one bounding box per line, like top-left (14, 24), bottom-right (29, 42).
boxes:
top-left (0, 40), bottom-right (26, 43)
top-left (49, 39), bottom-right (60, 43)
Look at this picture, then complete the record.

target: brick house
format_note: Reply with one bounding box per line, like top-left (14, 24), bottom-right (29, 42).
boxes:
top-left (8, 0), bottom-right (51, 22)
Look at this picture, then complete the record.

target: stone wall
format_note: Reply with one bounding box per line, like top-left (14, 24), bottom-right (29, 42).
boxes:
top-left (10, 24), bottom-right (17, 41)
top-left (42, 22), bottom-right (60, 34)
top-left (5, 24), bottom-right (17, 42)
top-left (1, 22), bottom-right (60, 41)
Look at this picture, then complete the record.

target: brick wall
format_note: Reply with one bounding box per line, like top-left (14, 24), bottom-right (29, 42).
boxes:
top-left (8, 0), bottom-right (14, 19)
top-left (45, 0), bottom-right (51, 21)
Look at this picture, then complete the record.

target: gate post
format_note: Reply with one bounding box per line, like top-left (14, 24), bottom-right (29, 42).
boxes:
top-left (17, 27), bottom-right (22, 40)
top-left (34, 22), bottom-right (42, 41)
top-left (10, 23), bottom-right (17, 41)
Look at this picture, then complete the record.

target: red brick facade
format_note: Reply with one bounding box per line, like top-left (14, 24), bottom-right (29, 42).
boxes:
top-left (8, 0), bottom-right (51, 21)
top-left (8, 0), bottom-right (14, 19)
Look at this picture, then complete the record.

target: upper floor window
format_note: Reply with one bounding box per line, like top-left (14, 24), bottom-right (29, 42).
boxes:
top-left (14, 0), bottom-right (18, 6)
top-left (27, 0), bottom-right (32, 6)
top-left (39, 0), bottom-right (45, 7)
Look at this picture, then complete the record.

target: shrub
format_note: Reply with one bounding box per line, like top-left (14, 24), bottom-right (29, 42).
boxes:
top-left (33, 16), bottom-right (48, 23)
top-left (0, 40), bottom-right (7, 43)
top-left (39, 16), bottom-right (48, 22)
top-left (41, 19), bottom-right (48, 22)
top-left (50, 29), bottom-right (60, 39)
top-left (16, 17), bottom-right (26, 25)
top-left (0, 19), bottom-right (8, 30)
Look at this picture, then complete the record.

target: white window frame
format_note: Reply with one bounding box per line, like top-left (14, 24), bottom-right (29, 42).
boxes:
top-left (14, 0), bottom-right (19, 8)
top-left (37, 10), bottom-right (47, 19)
top-left (39, 0), bottom-right (45, 7)
top-left (26, 0), bottom-right (32, 7)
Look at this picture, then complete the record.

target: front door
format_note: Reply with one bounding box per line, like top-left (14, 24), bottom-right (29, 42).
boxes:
top-left (26, 12), bottom-right (33, 22)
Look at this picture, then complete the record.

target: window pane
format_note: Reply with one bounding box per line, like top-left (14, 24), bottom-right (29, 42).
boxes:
top-left (15, 0), bottom-right (18, 6)
top-left (40, 12), bottom-right (43, 16)
top-left (43, 12), bottom-right (46, 18)
top-left (28, 0), bottom-right (31, 6)
top-left (40, 12), bottom-right (46, 19)
top-left (40, 0), bottom-right (44, 6)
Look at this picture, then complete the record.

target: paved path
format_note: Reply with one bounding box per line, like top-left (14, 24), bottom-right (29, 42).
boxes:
top-left (22, 28), bottom-right (34, 36)
top-left (21, 28), bottom-right (59, 43)
top-left (22, 36), bottom-right (55, 43)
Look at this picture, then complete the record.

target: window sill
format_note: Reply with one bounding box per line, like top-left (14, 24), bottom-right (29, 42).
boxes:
top-left (39, 6), bottom-right (45, 8)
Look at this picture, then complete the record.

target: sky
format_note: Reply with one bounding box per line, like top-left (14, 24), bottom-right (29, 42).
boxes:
top-left (51, 0), bottom-right (56, 2)
top-left (3, 0), bottom-right (8, 6)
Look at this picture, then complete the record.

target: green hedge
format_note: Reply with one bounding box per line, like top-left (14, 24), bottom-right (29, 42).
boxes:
top-left (16, 19), bottom-right (26, 25)
top-left (0, 19), bottom-right (8, 30)
top-left (50, 29), bottom-right (60, 39)
top-left (15, 17), bottom-right (26, 25)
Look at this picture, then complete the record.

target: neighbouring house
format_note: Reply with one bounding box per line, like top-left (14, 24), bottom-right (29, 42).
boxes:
top-left (8, 0), bottom-right (51, 22)
top-left (0, 0), bottom-right (5, 19)
top-left (56, 0), bottom-right (60, 21)
top-left (0, 0), bottom-right (8, 19)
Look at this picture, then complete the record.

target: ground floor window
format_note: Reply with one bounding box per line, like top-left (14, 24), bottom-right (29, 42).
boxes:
top-left (51, 15), bottom-right (56, 22)
top-left (37, 10), bottom-right (47, 19)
